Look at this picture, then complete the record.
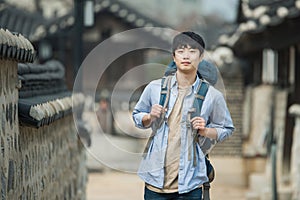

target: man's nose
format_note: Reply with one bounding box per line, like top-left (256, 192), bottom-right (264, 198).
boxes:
top-left (182, 50), bottom-right (190, 59)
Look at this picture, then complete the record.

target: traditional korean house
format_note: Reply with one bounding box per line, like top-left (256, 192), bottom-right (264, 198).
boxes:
top-left (216, 0), bottom-right (300, 198)
top-left (39, 0), bottom-right (172, 92)
top-left (0, 0), bottom-right (174, 133)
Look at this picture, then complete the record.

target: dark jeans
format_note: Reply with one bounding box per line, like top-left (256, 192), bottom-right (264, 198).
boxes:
top-left (144, 187), bottom-right (202, 200)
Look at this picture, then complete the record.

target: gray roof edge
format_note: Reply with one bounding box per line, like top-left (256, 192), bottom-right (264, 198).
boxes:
top-left (0, 28), bottom-right (35, 63)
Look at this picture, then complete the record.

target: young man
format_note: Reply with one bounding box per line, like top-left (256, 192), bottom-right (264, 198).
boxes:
top-left (132, 31), bottom-right (234, 199)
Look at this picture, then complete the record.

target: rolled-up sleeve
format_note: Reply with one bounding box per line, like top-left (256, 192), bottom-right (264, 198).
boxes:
top-left (132, 84), bottom-right (152, 129)
top-left (207, 91), bottom-right (235, 142)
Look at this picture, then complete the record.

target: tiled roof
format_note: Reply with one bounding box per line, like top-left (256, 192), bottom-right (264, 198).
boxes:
top-left (18, 60), bottom-right (85, 127)
top-left (0, 2), bottom-right (48, 42)
top-left (46, 0), bottom-right (173, 43)
top-left (18, 60), bottom-right (66, 98)
top-left (94, 0), bottom-right (173, 42)
top-left (95, 0), bottom-right (165, 27)
top-left (0, 0), bottom-right (173, 43)
top-left (217, 0), bottom-right (300, 47)
top-left (19, 92), bottom-right (84, 127)
top-left (0, 28), bottom-right (35, 62)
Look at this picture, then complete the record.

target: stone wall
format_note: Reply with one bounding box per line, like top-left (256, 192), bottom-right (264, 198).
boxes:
top-left (0, 31), bottom-right (87, 199)
top-left (0, 60), bottom-right (20, 199)
top-left (17, 116), bottom-right (87, 200)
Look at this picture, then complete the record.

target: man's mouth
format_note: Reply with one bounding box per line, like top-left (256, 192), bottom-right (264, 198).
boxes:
top-left (181, 62), bottom-right (191, 65)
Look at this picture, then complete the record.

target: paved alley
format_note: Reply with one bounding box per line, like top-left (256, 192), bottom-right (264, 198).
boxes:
top-left (86, 170), bottom-right (247, 200)
top-left (85, 120), bottom-right (248, 200)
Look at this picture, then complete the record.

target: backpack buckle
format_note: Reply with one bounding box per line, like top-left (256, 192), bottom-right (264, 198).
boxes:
top-left (186, 122), bottom-right (191, 128)
top-left (188, 108), bottom-right (196, 113)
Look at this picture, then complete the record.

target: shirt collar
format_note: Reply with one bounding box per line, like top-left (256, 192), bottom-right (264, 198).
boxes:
top-left (171, 73), bottom-right (201, 91)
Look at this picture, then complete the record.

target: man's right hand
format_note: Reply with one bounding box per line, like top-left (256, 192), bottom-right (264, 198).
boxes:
top-left (142, 104), bottom-right (165, 127)
top-left (150, 104), bottom-right (165, 121)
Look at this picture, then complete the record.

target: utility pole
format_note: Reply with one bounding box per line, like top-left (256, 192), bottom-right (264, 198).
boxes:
top-left (73, 0), bottom-right (94, 91)
top-left (74, 0), bottom-right (84, 91)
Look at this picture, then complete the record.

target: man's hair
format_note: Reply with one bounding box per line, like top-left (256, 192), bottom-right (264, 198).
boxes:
top-left (172, 31), bottom-right (205, 55)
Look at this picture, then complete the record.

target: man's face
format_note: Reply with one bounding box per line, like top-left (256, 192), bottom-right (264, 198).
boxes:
top-left (173, 45), bottom-right (203, 74)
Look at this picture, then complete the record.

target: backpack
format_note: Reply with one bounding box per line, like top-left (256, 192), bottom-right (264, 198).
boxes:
top-left (162, 60), bottom-right (218, 156)
top-left (158, 75), bottom-right (216, 156)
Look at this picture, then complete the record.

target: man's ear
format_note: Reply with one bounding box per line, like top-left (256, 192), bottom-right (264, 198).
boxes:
top-left (199, 53), bottom-right (204, 60)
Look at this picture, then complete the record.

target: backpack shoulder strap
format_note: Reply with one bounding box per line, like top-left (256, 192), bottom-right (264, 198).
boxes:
top-left (142, 75), bottom-right (173, 156)
top-left (156, 75), bottom-right (172, 128)
top-left (190, 80), bottom-right (210, 166)
top-left (191, 80), bottom-right (209, 118)
top-left (159, 75), bottom-right (173, 108)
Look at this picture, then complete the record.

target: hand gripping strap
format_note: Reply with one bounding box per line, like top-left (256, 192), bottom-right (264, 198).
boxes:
top-left (190, 81), bottom-right (209, 166)
top-left (157, 76), bottom-right (172, 128)
top-left (143, 76), bottom-right (172, 156)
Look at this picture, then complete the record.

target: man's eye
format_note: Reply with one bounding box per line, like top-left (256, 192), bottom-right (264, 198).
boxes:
top-left (177, 50), bottom-right (184, 53)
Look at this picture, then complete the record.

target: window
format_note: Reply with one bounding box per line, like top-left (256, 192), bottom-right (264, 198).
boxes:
top-left (289, 46), bottom-right (295, 86)
top-left (262, 49), bottom-right (278, 84)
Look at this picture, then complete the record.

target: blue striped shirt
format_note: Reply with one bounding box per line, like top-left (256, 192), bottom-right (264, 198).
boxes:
top-left (132, 74), bottom-right (234, 194)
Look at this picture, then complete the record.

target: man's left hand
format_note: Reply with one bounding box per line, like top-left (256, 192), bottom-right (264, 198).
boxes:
top-left (191, 117), bottom-right (207, 136)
